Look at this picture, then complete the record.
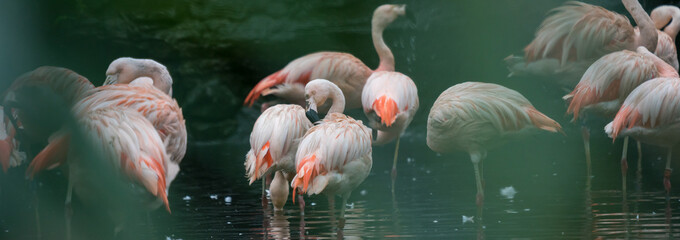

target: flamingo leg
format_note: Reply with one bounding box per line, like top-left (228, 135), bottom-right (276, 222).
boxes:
top-left (664, 148), bottom-right (672, 193)
top-left (636, 141), bottom-right (643, 176)
top-left (621, 137), bottom-right (629, 195)
top-left (391, 137), bottom-right (400, 195)
top-left (581, 126), bottom-right (592, 178)
top-left (297, 195), bottom-right (305, 216)
top-left (327, 195), bottom-right (336, 224)
top-left (339, 192), bottom-right (350, 229)
top-left (471, 152), bottom-right (484, 207)
top-left (65, 179), bottom-right (73, 240)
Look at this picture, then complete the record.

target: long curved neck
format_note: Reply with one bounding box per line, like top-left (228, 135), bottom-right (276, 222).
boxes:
top-left (372, 19), bottom-right (395, 72)
top-left (327, 87), bottom-right (346, 114)
top-left (624, 0), bottom-right (658, 52)
top-left (665, 10), bottom-right (680, 40)
top-left (640, 49), bottom-right (679, 77)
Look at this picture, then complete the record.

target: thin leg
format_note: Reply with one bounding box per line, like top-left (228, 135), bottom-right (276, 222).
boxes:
top-left (339, 193), bottom-right (350, 229)
top-left (471, 152), bottom-right (484, 207)
top-left (327, 195), bottom-right (336, 225)
top-left (391, 137), bottom-right (401, 195)
top-left (65, 179), bottom-right (73, 240)
top-left (582, 126), bottom-right (592, 178)
top-left (621, 137), bottom-right (629, 195)
top-left (664, 148), bottom-right (672, 193)
top-left (32, 181), bottom-right (41, 240)
top-left (636, 141), bottom-right (642, 176)
top-left (297, 195), bottom-right (305, 216)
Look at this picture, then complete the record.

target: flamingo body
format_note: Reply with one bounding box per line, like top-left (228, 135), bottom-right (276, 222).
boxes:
top-left (361, 71), bottom-right (419, 144)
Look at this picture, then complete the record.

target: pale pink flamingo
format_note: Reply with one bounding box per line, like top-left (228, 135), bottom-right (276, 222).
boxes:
top-left (506, 0), bottom-right (659, 87)
top-left (564, 46), bottom-right (679, 191)
top-left (426, 82), bottom-right (563, 206)
top-left (605, 77), bottom-right (680, 193)
top-left (243, 4), bottom-right (410, 112)
top-left (291, 79), bottom-right (372, 225)
top-left (361, 71), bottom-right (418, 193)
top-left (103, 57), bottom-right (174, 96)
top-left (244, 104), bottom-right (312, 211)
top-left (651, 5), bottom-right (680, 70)
top-left (65, 107), bottom-right (170, 236)
top-left (0, 66), bottom-right (94, 171)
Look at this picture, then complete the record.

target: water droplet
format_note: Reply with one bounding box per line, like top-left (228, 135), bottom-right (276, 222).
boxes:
top-left (552, 173), bottom-right (558, 176)
top-left (227, 221), bottom-right (231, 224)
top-left (183, 196), bottom-right (191, 201)
top-left (224, 196), bottom-right (232, 203)
top-left (524, 208), bottom-right (531, 212)
top-left (412, 177), bottom-right (417, 181)
top-left (210, 194), bottom-right (218, 200)
top-left (426, 170), bottom-right (431, 174)
top-left (433, 220), bottom-right (438, 223)
top-left (360, 190), bottom-right (367, 196)
top-left (407, 157), bottom-right (414, 163)
top-left (500, 186), bottom-right (517, 199)
top-left (311, 202), bottom-right (317, 206)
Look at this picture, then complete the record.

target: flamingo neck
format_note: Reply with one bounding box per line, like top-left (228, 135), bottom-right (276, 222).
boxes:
top-left (624, 0), bottom-right (658, 52)
top-left (327, 87), bottom-right (346, 114)
top-left (641, 50), bottom-right (679, 77)
top-left (665, 11), bottom-right (680, 40)
top-left (372, 19), bottom-right (395, 72)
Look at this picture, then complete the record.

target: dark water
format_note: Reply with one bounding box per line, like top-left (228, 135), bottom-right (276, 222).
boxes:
top-left (4, 0), bottom-right (680, 239)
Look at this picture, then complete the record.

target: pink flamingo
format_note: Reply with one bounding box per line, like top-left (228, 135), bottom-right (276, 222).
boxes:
top-left (291, 79), bottom-right (372, 225)
top-left (244, 104), bottom-right (313, 211)
top-left (361, 70), bottom-right (418, 193)
top-left (65, 107), bottom-right (170, 236)
top-left (0, 66), bottom-right (94, 171)
top-left (103, 57), bottom-right (174, 96)
top-left (564, 46), bottom-right (678, 191)
top-left (651, 5), bottom-right (680, 70)
top-left (243, 4), bottom-right (410, 112)
top-left (426, 82), bottom-right (563, 206)
top-left (506, 0), bottom-right (659, 86)
top-left (605, 77), bottom-right (680, 193)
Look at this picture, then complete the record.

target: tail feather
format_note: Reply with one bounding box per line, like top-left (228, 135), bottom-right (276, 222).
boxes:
top-left (244, 142), bottom-right (273, 184)
top-left (372, 96), bottom-right (399, 127)
top-left (27, 134), bottom-right (70, 177)
top-left (609, 106), bottom-right (638, 140)
top-left (292, 154), bottom-right (327, 200)
top-left (244, 71), bottom-right (288, 107)
top-left (526, 107), bottom-right (564, 134)
top-left (137, 156), bottom-right (170, 213)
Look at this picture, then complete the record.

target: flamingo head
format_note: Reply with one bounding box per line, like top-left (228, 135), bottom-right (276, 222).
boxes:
top-left (651, 6), bottom-right (678, 30)
top-left (105, 57), bottom-right (173, 95)
top-left (373, 4), bottom-right (407, 28)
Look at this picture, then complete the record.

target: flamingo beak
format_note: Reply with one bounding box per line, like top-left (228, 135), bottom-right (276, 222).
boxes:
top-left (104, 74), bottom-right (117, 85)
top-left (305, 100), bottom-right (321, 124)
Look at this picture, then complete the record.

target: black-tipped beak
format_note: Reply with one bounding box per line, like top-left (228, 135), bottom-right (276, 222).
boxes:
top-left (306, 109), bottom-right (321, 125)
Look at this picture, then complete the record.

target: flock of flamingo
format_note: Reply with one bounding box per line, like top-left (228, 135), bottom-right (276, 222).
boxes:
top-left (3, 0), bottom-right (680, 237)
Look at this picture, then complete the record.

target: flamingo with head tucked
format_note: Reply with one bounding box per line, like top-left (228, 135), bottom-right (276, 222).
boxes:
top-left (564, 46), bottom-right (679, 191)
top-left (244, 104), bottom-right (313, 211)
top-left (103, 57), bottom-right (174, 96)
top-left (427, 82), bottom-right (563, 206)
top-left (506, 0), bottom-right (659, 87)
top-left (243, 4), bottom-right (411, 112)
top-left (606, 77), bottom-right (680, 193)
top-left (291, 79), bottom-right (372, 226)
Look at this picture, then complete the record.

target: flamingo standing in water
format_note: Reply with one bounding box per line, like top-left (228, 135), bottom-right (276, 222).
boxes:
top-left (506, 0), bottom-right (659, 87)
top-left (0, 66), bottom-right (94, 171)
top-left (606, 77), bottom-right (680, 193)
top-left (291, 79), bottom-right (372, 225)
top-left (426, 82), bottom-right (563, 206)
top-left (564, 46), bottom-right (678, 191)
top-left (243, 4), bottom-right (410, 112)
top-left (361, 71), bottom-right (418, 193)
top-left (244, 104), bottom-right (313, 211)
top-left (65, 107), bottom-right (171, 236)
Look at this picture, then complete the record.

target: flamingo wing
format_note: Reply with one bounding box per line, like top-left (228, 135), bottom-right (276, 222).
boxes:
top-left (525, 2), bottom-right (634, 64)
top-left (244, 52), bottom-right (371, 108)
top-left (566, 50), bottom-right (658, 119)
top-left (245, 104), bottom-right (313, 184)
top-left (361, 71), bottom-right (419, 127)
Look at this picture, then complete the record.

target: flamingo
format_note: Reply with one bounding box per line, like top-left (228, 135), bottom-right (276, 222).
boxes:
top-left (243, 4), bottom-right (410, 112)
top-left (505, 0), bottom-right (659, 87)
top-left (103, 57), bottom-right (174, 96)
top-left (605, 77), bottom-right (680, 193)
top-left (651, 5), bottom-right (680, 70)
top-left (426, 82), bottom-right (563, 206)
top-left (0, 66), bottom-right (94, 171)
top-left (564, 46), bottom-right (679, 191)
top-left (244, 104), bottom-right (313, 211)
top-left (361, 71), bottom-right (418, 193)
top-left (65, 107), bottom-right (170, 236)
top-left (291, 79), bottom-right (372, 225)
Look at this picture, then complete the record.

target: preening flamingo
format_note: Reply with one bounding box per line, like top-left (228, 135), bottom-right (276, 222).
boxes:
top-left (103, 57), bottom-right (174, 96)
top-left (361, 71), bottom-right (418, 193)
top-left (0, 66), bottom-right (94, 172)
top-left (291, 79), bottom-right (372, 225)
top-left (244, 104), bottom-right (312, 211)
top-left (426, 82), bottom-right (563, 206)
top-left (564, 46), bottom-right (679, 191)
top-left (65, 107), bottom-right (171, 235)
top-left (506, 0), bottom-right (659, 87)
top-left (243, 4), bottom-right (410, 112)
top-left (651, 5), bottom-right (680, 70)
top-left (605, 77), bottom-right (680, 193)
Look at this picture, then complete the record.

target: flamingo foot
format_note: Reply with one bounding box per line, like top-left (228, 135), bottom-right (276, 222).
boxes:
top-left (664, 169), bottom-right (672, 193)
top-left (476, 193), bottom-right (484, 207)
top-left (297, 195), bottom-right (305, 216)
